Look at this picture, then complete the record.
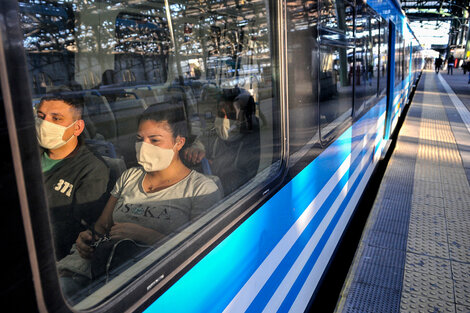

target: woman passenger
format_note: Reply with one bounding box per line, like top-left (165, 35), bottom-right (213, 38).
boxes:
top-left (76, 105), bottom-right (222, 259)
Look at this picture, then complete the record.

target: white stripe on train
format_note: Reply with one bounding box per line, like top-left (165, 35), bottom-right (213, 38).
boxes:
top-left (223, 110), bottom-right (387, 313)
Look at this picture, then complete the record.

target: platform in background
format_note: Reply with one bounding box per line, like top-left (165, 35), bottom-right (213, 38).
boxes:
top-left (334, 70), bottom-right (470, 313)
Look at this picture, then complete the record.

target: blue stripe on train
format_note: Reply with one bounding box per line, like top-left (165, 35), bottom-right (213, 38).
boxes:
top-left (145, 100), bottom-right (388, 313)
top-left (246, 144), bottom-right (370, 312)
top-left (279, 143), bottom-right (375, 311)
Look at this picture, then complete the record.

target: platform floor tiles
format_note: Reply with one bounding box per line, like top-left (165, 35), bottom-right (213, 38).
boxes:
top-left (335, 71), bottom-right (470, 313)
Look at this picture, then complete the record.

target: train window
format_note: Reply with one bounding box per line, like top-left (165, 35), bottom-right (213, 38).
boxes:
top-left (378, 18), bottom-right (388, 97)
top-left (354, 5), bottom-right (372, 115)
top-left (371, 17), bottom-right (380, 98)
top-left (319, 45), bottom-right (353, 142)
top-left (395, 31), bottom-right (403, 86)
top-left (404, 42), bottom-right (410, 79)
top-left (285, 0), bottom-right (321, 171)
top-left (401, 37), bottom-right (405, 81)
top-left (355, 8), bottom-right (381, 116)
top-left (19, 0), bottom-right (280, 309)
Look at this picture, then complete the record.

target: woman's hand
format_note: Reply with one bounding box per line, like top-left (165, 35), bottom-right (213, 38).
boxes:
top-left (76, 230), bottom-right (96, 259)
top-left (110, 222), bottom-right (163, 245)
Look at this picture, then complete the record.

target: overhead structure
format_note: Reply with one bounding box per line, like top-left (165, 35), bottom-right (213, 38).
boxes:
top-left (400, 0), bottom-right (470, 56)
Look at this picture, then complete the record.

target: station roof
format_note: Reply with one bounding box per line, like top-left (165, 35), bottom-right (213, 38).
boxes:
top-left (400, 0), bottom-right (469, 21)
top-left (400, 0), bottom-right (469, 48)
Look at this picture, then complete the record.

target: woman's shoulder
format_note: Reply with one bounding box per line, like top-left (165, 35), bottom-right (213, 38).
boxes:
top-left (185, 170), bottom-right (220, 193)
top-left (122, 166), bottom-right (144, 175)
top-left (187, 170), bottom-right (213, 182)
top-left (118, 166), bottom-right (145, 183)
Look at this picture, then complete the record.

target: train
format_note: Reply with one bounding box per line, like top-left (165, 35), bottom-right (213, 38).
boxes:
top-left (0, 0), bottom-right (423, 312)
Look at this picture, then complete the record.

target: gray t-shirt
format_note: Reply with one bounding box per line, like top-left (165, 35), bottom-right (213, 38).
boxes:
top-left (111, 167), bottom-right (222, 236)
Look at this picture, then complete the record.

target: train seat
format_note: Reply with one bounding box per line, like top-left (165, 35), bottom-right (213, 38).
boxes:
top-left (107, 95), bottom-right (146, 166)
top-left (129, 87), bottom-right (161, 108)
top-left (83, 94), bottom-right (118, 141)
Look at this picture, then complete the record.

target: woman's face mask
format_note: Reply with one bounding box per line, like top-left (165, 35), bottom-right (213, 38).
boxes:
top-left (35, 117), bottom-right (77, 150)
top-left (214, 117), bottom-right (242, 141)
top-left (136, 141), bottom-right (175, 172)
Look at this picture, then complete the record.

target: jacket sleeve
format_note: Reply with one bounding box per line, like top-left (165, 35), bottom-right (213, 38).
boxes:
top-left (73, 160), bottom-right (110, 225)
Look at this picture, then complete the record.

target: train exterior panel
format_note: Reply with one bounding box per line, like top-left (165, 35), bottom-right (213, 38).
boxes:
top-left (144, 1), bottom-right (422, 310)
top-left (0, 0), bottom-right (423, 312)
top-left (145, 100), bottom-right (389, 313)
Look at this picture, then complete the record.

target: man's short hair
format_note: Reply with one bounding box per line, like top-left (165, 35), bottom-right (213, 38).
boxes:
top-left (39, 86), bottom-right (84, 119)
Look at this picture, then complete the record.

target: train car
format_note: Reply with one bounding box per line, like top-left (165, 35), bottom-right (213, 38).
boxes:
top-left (0, 0), bottom-right (423, 312)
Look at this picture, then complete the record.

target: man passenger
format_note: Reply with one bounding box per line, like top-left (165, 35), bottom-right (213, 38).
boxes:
top-left (183, 87), bottom-right (260, 195)
top-left (35, 90), bottom-right (109, 260)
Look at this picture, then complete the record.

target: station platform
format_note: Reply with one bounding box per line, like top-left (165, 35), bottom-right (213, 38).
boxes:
top-left (334, 70), bottom-right (470, 313)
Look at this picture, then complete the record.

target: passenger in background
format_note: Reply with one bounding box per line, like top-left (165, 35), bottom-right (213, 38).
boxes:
top-left (75, 105), bottom-right (223, 259)
top-left (35, 90), bottom-right (109, 260)
top-left (447, 54), bottom-right (455, 75)
top-left (183, 87), bottom-right (260, 195)
top-left (435, 55), bottom-right (443, 73)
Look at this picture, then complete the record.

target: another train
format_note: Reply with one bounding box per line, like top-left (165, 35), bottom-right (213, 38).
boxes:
top-left (0, 0), bottom-right (423, 312)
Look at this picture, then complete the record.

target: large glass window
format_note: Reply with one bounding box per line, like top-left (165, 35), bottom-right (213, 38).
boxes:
top-left (319, 45), bottom-right (353, 142)
top-left (286, 0), bottom-right (321, 168)
top-left (19, 0), bottom-right (280, 309)
top-left (354, 6), bottom-right (382, 115)
top-left (404, 42), bottom-right (410, 78)
top-left (354, 5), bottom-right (371, 115)
top-left (371, 17), bottom-right (380, 98)
top-left (395, 31), bottom-right (403, 86)
top-left (379, 18), bottom-right (388, 97)
top-left (318, 0), bottom-right (353, 143)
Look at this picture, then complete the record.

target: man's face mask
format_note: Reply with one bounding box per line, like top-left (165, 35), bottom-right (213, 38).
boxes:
top-left (35, 117), bottom-right (77, 150)
top-left (136, 141), bottom-right (175, 172)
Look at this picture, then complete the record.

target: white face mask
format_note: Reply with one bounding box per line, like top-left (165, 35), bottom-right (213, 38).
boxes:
top-left (136, 141), bottom-right (175, 172)
top-left (35, 117), bottom-right (77, 150)
top-left (214, 117), bottom-right (241, 141)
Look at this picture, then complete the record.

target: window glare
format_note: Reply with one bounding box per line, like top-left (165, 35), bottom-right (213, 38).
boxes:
top-left (20, 0), bottom-right (280, 308)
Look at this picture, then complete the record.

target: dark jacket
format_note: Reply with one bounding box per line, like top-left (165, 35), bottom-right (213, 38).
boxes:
top-left (448, 56), bottom-right (455, 66)
top-left (202, 117), bottom-right (260, 195)
top-left (42, 142), bottom-right (109, 260)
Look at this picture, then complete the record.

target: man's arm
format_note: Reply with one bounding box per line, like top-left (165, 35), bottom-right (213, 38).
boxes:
top-left (73, 160), bottom-right (110, 226)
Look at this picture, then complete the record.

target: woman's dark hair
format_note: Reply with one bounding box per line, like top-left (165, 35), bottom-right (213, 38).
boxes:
top-left (138, 105), bottom-right (188, 138)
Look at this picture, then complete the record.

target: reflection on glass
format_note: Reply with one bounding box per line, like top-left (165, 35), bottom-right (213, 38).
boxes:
top-left (354, 9), bottom-right (371, 115)
top-left (355, 8), bottom-right (384, 114)
top-left (19, 0), bottom-right (279, 309)
top-left (320, 0), bottom-right (339, 29)
top-left (395, 31), bottom-right (403, 86)
top-left (371, 18), bottom-right (380, 99)
top-left (379, 18), bottom-right (388, 97)
top-left (286, 0), bottom-right (320, 159)
top-left (320, 0), bottom-right (353, 33)
top-left (319, 45), bottom-right (353, 141)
